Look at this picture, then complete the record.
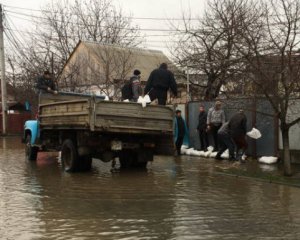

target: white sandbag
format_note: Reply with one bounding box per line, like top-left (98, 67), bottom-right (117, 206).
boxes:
top-left (209, 152), bottom-right (218, 158)
top-left (199, 151), bottom-right (206, 157)
top-left (258, 156), bottom-right (278, 164)
top-left (123, 99), bottom-right (130, 102)
top-left (191, 150), bottom-right (201, 156)
top-left (204, 151), bottom-right (211, 158)
top-left (138, 96), bottom-right (150, 108)
top-left (181, 148), bottom-right (188, 155)
top-left (241, 154), bottom-right (247, 161)
top-left (144, 94), bottom-right (151, 103)
top-left (185, 148), bottom-right (195, 155)
top-left (207, 146), bottom-right (214, 152)
top-left (104, 96), bottom-right (109, 101)
top-left (247, 128), bottom-right (262, 139)
top-left (202, 146), bottom-right (213, 158)
top-left (221, 149), bottom-right (229, 159)
top-left (181, 145), bottom-right (189, 149)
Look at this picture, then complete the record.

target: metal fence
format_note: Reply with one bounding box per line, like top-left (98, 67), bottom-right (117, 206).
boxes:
top-left (187, 98), bottom-right (277, 157)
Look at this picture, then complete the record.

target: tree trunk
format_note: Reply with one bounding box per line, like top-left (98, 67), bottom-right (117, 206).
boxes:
top-left (281, 127), bottom-right (292, 176)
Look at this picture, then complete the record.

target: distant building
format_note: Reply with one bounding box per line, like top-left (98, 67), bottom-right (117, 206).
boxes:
top-left (58, 41), bottom-right (187, 103)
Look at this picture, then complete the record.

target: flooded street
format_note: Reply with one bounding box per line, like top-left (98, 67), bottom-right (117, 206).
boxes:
top-left (0, 137), bottom-right (300, 240)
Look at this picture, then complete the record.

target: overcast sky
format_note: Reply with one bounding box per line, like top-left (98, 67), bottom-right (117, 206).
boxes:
top-left (1, 0), bottom-right (206, 55)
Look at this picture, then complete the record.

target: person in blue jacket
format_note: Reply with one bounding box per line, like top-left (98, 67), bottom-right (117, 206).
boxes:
top-left (174, 110), bottom-right (189, 155)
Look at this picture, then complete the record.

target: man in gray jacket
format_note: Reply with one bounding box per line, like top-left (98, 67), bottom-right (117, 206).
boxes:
top-left (130, 69), bottom-right (142, 102)
top-left (207, 101), bottom-right (226, 151)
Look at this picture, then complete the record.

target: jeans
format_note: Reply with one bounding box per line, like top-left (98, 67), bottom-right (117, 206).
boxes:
top-left (216, 133), bottom-right (235, 158)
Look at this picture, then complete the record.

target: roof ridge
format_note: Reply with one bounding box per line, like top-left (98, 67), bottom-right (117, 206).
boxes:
top-left (81, 40), bottom-right (164, 55)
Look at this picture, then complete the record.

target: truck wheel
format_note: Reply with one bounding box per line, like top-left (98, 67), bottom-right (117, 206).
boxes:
top-left (61, 139), bottom-right (79, 172)
top-left (78, 156), bottom-right (92, 171)
top-left (25, 135), bottom-right (38, 161)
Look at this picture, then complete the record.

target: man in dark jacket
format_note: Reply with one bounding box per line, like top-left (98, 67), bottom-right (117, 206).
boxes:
top-left (175, 110), bottom-right (186, 155)
top-left (144, 63), bottom-right (177, 105)
top-left (228, 110), bottom-right (248, 159)
top-left (197, 105), bottom-right (209, 151)
top-left (215, 122), bottom-right (236, 161)
top-left (36, 71), bottom-right (57, 94)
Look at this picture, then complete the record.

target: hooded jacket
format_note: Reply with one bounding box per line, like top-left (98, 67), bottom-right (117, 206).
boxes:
top-left (228, 112), bottom-right (247, 138)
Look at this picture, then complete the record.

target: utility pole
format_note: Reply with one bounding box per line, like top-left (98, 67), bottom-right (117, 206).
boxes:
top-left (0, 4), bottom-right (7, 135)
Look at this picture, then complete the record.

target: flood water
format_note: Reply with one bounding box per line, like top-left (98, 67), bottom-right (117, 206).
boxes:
top-left (0, 137), bottom-right (300, 240)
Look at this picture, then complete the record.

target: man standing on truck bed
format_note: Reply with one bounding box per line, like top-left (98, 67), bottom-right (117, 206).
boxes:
top-left (144, 63), bottom-right (177, 105)
top-left (122, 69), bottom-right (142, 102)
top-left (36, 70), bottom-right (58, 94)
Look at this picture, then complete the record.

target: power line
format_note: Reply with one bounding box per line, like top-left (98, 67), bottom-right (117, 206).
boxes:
top-left (3, 4), bottom-right (199, 21)
top-left (5, 13), bottom-right (180, 38)
top-left (4, 9), bottom-right (187, 32)
top-left (3, 27), bottom-right (185, 44)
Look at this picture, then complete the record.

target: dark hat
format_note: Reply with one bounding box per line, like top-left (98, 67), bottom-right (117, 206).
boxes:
top-left (44, 70), bottom-right (51, 75)
top-left (175, 110), bottom-right (181, 114)
top-left (134, 69), bottom-right (141, 75)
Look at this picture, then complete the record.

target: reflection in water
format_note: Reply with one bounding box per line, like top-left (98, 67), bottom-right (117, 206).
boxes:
top-left (0, 137), bottom-right (300, 239)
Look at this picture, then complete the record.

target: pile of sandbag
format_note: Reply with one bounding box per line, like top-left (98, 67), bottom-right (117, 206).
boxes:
top-left (122, 95), bottom-right (151, 107)
top-left (181, 145), bottom-right (230, 159)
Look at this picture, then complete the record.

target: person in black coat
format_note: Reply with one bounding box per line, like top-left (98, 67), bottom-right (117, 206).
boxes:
top-left (36, 70), bottom-right (57, 94)
top-left (197, 105), bottom-right (209, 151)
top-left (144, 63), bottom-right (177, 105)
top-left (175, 110), bottom-right (186, 155)
top-left (228, 110), bottom-right (248, 159)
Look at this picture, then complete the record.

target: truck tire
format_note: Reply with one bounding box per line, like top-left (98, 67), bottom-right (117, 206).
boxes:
top-left (61, 139), bottom-right (79, 172)
top-left (25, 134), bottom-right (38, 161)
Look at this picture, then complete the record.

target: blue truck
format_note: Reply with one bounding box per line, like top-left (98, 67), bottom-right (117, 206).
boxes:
top-left (23, 92), bottom-right (174, 172)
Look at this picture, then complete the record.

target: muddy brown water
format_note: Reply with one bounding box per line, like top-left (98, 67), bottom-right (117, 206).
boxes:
top-left (0, 137), bottom-right (300, 240)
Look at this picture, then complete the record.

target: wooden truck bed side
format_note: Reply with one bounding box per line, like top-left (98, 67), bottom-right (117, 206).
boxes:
top-left (93, 100), bottom-right (173, 134)
top-left (39, 96), bottom-right (174, 135)
top-left (39, 99), bottom-right (91, 129)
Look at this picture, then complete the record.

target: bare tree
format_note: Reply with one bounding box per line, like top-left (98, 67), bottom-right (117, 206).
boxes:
top-left (172, 0), bottom-right (247, 100)
top-left (6, 0), bottom-right (140, 102)
top-left (235, 0), bottom-right (300, 176)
